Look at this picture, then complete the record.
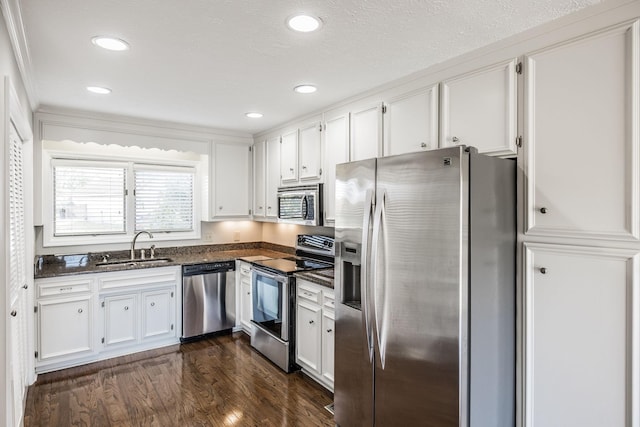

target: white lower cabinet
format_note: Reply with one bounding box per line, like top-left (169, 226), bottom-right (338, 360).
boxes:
top-left (297, 300), bottom-right (322, 371)
top-left (321, 307), bottom-right (335, 386)
top-left (35, 266), bottom-right (180, 373)
top-left (523, 243), bottom-right (639, 427)
top-left (236, 260), bottom-right (253, 335)
top-left (35, 276), bottom-right (97, 368)
top-left (141, 288), bottom-right (175, 340)
top-left (104, 294), bottom-right (138, 347)
top-left (38, 294), bottom-right (94, 362)
top-left (296, 279), bottom-right (335, 391)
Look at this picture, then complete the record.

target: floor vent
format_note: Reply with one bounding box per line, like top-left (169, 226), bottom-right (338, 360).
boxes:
top-left (325, 403), bottom-right (334, 415)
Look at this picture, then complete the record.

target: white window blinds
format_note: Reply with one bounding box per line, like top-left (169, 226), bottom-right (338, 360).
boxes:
top-left (53, 161), bottom-right (127, 236)
top-left (8, 124), bottom-right (25, 307)
top-left (134, 165), bottom-right (194, 232)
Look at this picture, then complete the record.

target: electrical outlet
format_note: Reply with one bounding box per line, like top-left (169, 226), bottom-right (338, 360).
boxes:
top-left (233, 231), bottom-right (240, 242)
top-left (204, 233), bottom-right (214, 241)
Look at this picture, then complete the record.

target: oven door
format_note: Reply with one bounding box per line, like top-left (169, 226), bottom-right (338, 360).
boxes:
top-left (251, 268), bottom-right (289, 341)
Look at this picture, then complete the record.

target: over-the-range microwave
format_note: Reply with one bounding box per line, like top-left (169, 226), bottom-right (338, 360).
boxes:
top-left (277, 184), bottom-right (323, 226)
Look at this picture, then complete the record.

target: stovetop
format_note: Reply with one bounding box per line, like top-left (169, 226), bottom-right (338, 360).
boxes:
top-left (251, 256), bottom-right (333, 275)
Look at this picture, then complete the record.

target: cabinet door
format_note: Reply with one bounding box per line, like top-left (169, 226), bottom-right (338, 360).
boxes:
top-left (321, 309), bottom-right (335, 388)
top-left (383, 85), bottom-right (439, 156)
top-left (351, 102), bottom-right (382, 161)
top-left (213, 142), bottom-right (251, 218)
top-left (296, 301), bottom-right (322, 373)
top-left (253, 140), bottom-right (266, 218)
top-left (323, 112), bottom-right (350, 224)
top-left (440, 58), bottom-right (517, 157)
top-left (524, 22), bottom-right (639, 241)
top-left (266, 136), bottom-right (280, 218)
top-left (141, 289), bottom-right (174, 340)
top-left (240, 279), bottom-right (252, 333)
top-left (104, 294), bottom-right (137, 347)
top-left (299, 122), bottom-right (322, 181)
top-left (280, 130), bottom-right (298, 183)
top-left (38, 295), bottom-right (93, 361)
top-left (523, 243), bottom-right (639, 427)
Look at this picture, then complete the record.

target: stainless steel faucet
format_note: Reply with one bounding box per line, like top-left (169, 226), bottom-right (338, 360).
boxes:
top-left (131, 231), bottom-right (153, 259)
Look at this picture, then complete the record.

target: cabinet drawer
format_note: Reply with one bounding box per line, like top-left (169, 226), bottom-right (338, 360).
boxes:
top-left (323, 291), bottom-right (335, 311)
top-left (98, 267), bottom-right (178, 292)
top-left (298, 284), bottom-right (321, 305)
top-left (37, 277), bottom-right (93, 298)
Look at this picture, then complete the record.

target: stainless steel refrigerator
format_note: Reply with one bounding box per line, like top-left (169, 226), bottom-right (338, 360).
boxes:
top-left (334, 146), bottom-right (515, 427)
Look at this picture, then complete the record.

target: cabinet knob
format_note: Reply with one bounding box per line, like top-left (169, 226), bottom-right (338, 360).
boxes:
top-left (150, 302), bottom-right (155, 307)
top-left (326, 328), bottom-right (333, 333)
top-left (219, 206), bottom-right (223, 210)
top-left (289, 168), bottom-right (294, 173)
top-left (268, 206), bottom-right (272, 210)
top-left (309, 320), bottom-right (315, 324)
top-left (302, 165), bottom-right (307, 170)
top-left (540, 207), bottom-right (548, 214)
top-left (77, 308), bottom-right (83, 314)
top-left (540, 267), bottom-right (547, 274)
top-left (22, 284), bottom-right (28, 289)
top-left (420, 142), bottom-right (427, 148)
top-left (452, 136), bottom-right (460, 143)
top-left (259, 206), bottom-right (263, 209)
top-left (10, 310), bottom-right (17, 317)
top-left (124, 306), bottom-right (129, 311)
top-left (247, 292), bottom-right (250, 295)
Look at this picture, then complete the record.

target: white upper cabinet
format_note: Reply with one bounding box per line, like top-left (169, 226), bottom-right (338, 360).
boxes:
top-left (280, 122), bottom-right (322, 186)
top-left (253, 140), bottom-right (266, 218)
top-left (351, 102), bottom-right (383, 161)
top-left (298, 122), bottom-right (322, 181)
top-left (212, 142), bottom-right (251, 219)
top-left (523, 21), bottom-right (639, 241)
top-left (383, 85), bottom-right (439, 156)
top-left (523, 243), bottom-right (638, 427)
top-left (265, 136), bottom-right (280, 218)
top-left (280, 130), bottom-right (298, 184)
top-left (440, 58), bottom-right (518, 157)
top-left (322, 111), bottom-right (350, 224)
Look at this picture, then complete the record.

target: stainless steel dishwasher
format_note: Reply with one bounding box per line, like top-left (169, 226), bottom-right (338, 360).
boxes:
top-left (181, 260), bottom-right (235, 340)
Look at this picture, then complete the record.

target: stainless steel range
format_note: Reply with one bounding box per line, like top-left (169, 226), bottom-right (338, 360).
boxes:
top-left (249, 235), bottom-right (334, 372)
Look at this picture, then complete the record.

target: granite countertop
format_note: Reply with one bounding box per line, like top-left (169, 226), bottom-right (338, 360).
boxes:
top-left (294, 268), bottom-right (334, 289)
top-left (34, 242), bottom-right (294, 278)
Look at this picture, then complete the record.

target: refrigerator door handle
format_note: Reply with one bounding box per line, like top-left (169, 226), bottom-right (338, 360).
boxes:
top-left (361, 189), bottom-right (375, 362)
top-left (371, 190), bottom-right (387, 369)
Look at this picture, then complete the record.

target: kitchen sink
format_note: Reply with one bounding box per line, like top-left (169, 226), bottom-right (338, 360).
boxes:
top-left (96, 257), bottom-right (173, 267)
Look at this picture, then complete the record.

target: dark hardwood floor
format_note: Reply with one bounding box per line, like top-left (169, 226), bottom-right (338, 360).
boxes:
top-left (24, 332), bottom-right (334, 426)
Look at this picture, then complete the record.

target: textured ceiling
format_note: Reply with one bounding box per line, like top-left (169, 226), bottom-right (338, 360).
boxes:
top-left (19, 0), bottom-right (601, 134)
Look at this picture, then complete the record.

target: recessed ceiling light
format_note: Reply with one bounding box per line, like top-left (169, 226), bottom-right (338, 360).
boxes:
top-left (294, 84), bottom-right (317, 94)
top-left (86, 86), bottom-right (112, 95)
top-left (91, 36), bottom-right (130, 51)
top-left (287, 14), bottom-right (322, 32)
top-left (245, 112), bottom-right (263, 118)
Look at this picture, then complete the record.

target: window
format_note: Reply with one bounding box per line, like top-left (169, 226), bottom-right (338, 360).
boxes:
top-left (134, 165), bottom-right (194, 232)
top-left (53, 161), bottom-right (126, 236)
top-left (48, 158), bottom-right (198, 243)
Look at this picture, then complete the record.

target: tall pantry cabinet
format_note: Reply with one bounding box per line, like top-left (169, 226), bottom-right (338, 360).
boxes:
top-left (519, 20), bottom-right (639, 427)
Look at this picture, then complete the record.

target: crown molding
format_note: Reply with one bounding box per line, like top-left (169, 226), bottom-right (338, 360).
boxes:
top-left (1, 0), bottom-right (37, 109)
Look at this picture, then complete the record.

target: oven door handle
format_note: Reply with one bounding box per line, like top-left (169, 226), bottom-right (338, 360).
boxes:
top-left (252, 268), bottom-right (287, 284)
